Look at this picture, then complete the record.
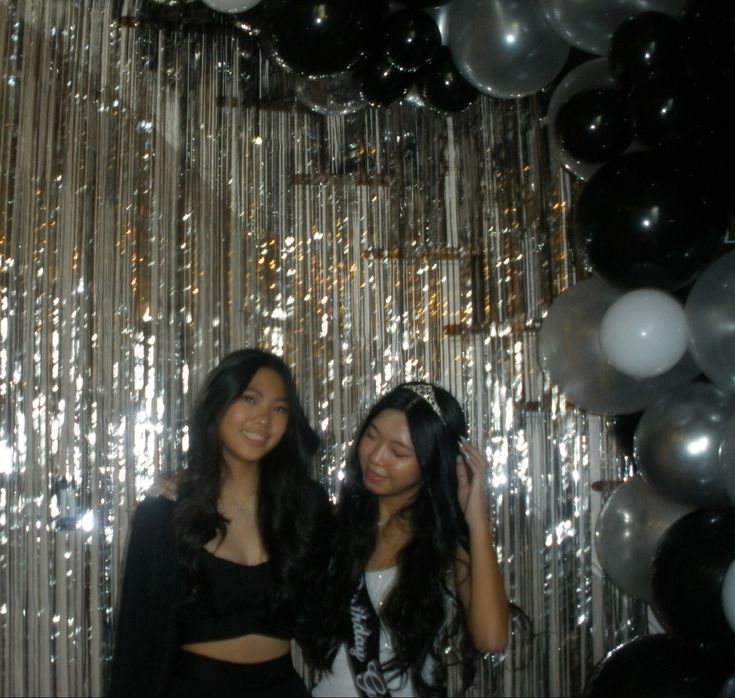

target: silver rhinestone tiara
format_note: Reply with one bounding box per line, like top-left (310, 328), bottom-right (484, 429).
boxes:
top-left (404, 383), bottom-right (445, 423)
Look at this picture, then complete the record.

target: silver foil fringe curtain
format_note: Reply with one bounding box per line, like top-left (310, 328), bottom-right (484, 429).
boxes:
top-left (0, 1), bottom-right (646, 696)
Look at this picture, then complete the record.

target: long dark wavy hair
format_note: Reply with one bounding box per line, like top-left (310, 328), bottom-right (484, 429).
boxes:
top-left (173, 348), bottom-right (330, 634)
top-left (315, 382), bottom-right (479, 696)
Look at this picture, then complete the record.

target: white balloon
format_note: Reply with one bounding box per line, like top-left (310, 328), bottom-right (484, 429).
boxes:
top-left (599, 289), bottom-right (689, 379)
top-left (537, 277), bottom-right (699, 415)
top-left (201, 0), bottom-right (261, 14)
top-left (723, 559), bottom-right (735, 634)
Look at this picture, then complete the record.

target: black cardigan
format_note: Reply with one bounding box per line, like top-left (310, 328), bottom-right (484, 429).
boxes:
top-left (107, 484), bottom-right (333, 697)
top-left (108, 496), bottom-right (184, 697)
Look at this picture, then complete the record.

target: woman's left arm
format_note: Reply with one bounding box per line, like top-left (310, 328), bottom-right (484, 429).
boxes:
top-left (454, 438), bottom-right (510, 653)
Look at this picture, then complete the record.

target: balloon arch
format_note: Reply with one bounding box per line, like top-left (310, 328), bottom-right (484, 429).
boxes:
top-left (145, 0), bottom-right (735, 693)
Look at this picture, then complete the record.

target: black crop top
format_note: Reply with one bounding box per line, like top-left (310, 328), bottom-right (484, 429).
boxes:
top-left (176, 549), bottom-right (290, 643)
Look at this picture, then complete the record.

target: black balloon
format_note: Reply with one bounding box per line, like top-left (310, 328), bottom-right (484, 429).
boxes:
top-left (609, 12), bottom-right (688, 93)
top-left (651, 508), bottom-right (735, 656)
top-left (721, 672), bottom-right (735, 698)
top-left (401, 0), bottom-right (453, 6)
top-left (609, 411), bottom-right (643, 462)
top-left (583, 634), bottom-right (733, 697)
top-left (144, 0), bottom-right (199, 6)
top-left (680, 1), bottom-right (735, 173)
top-left (418, 46), bottom-right (477, 113)
top-left (682, 0), bottom-right (735, 86)
top-left (259, 0), bottom-right (387, 76)
top-left (384, 9), bottom-right (441, 72)
top-left (628, 78), bottom-right (700, 149)
top-left (141, 0), bottom-right (217, 24)
top-left (231, 3), bottom-right (264, 37)
top-left (575, 150), bottom-right (728, 290)
top-left (355, 52), bottom-right (413, 107)
top-left (553, 88), bottom-right (633, 163)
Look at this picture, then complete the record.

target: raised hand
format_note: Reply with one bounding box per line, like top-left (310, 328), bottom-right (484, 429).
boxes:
top-left (457, 437), bottom-right (489, 526)
top-left (146, 473), bottom-right (179, 501)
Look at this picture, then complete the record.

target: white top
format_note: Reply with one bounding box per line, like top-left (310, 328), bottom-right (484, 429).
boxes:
top-left (311, 566), bottom-right (424, 697)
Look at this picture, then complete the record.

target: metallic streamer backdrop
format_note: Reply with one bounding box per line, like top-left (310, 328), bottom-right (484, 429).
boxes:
top-left (0, 0), bottom-right (647, 695)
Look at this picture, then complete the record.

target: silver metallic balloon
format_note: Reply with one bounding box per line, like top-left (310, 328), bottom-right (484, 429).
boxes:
top-left (448, 0), bottom-right (570, 98)
top-left (720, 413), bottom-right (735, 506)
top-left (538, 277), bottom-right (700, 415)
top-left (635, 381), bottom-right (735, 508)
top-left (685, 249), bottom-right (735, 394)
top-left (595, 475), bottom-right (692, 602)
top-left (538, 0), bottom-right (688, 56)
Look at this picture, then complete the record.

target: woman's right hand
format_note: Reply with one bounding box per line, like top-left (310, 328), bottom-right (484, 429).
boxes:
top-left (146, 473), bottom-right (179, 501)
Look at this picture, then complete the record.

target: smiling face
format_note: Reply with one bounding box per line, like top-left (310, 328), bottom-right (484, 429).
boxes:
top-left (358, 408), bottom-right (423, 506)
top-left (217, 366), bottom-right (290, 472)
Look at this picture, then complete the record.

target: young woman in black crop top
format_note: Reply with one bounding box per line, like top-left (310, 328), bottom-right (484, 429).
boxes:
top-left (108, 349), bottom-right (332, 697)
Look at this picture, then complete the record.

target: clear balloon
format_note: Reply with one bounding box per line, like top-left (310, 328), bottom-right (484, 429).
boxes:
top-left (595, 475), bottom-right (692, 602)
top-left (448, 0), bottom-right (570, 99)
top-left (538, 277), bottom-right (700, 415)
top-left (538, 0), bottom-right (688, 56)
top-left (720, 413), bottom-right (735, 505)
top-left (724, 559), bottom-right (735, 634)
top-left (545, 58), bottom-right (641, 181)
top-left (201, 0), bottom-right (262, 12)
top-left (635, 381), bottom-right (735, 508)
top-left (599, 289), bottom-right (689, 379)
top-left (685, 250), bottom-right (735, 394)
top-left (294, 72), bottom-right (366, 116)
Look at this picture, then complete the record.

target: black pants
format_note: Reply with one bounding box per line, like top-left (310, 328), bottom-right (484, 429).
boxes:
top-left (163, 651), bottom-right (309, 697)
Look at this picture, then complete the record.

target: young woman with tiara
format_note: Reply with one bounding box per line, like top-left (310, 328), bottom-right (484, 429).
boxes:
top-left (108, 348), bottom-right (332, 697)
top-left (309, 381), bottom-right (510, 697)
